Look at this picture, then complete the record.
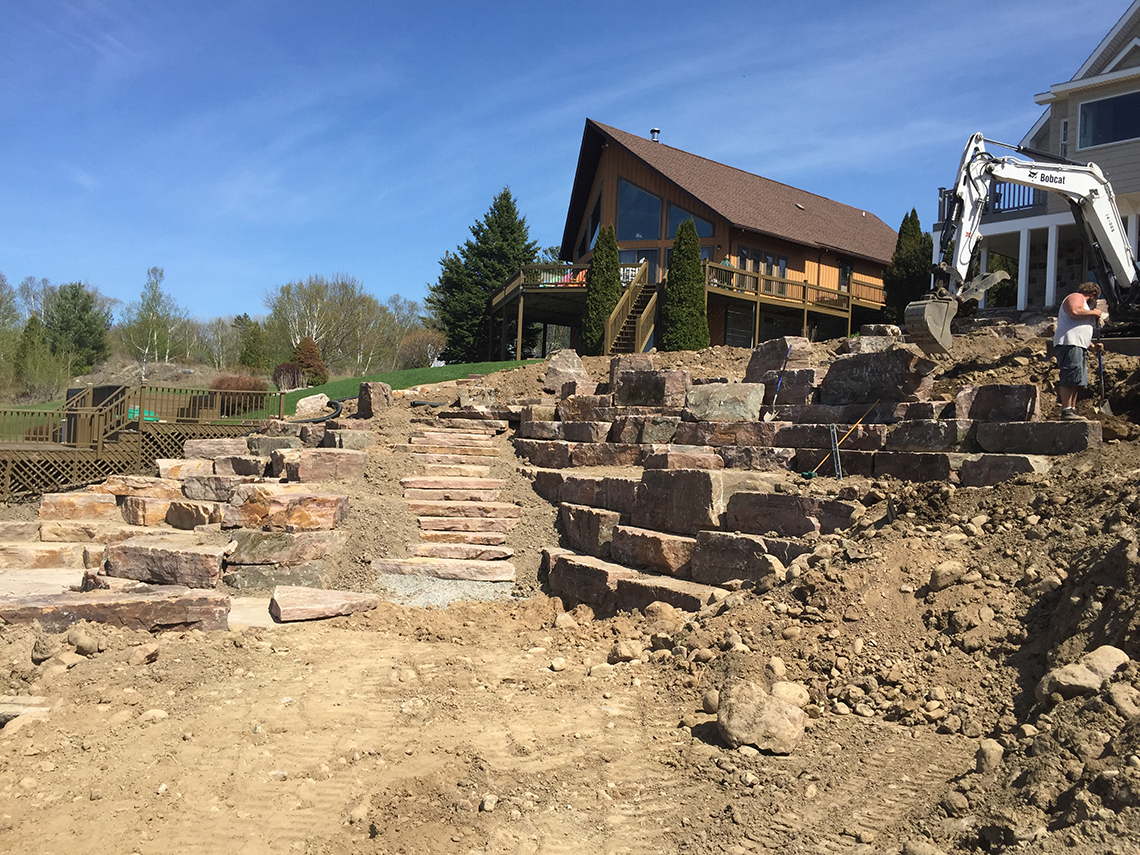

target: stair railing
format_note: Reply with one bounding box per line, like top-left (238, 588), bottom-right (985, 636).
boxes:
top-left (604, 260), bottom-right (649, 354)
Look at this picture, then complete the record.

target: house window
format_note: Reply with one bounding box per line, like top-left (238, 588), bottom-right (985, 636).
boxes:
top-left (1060, 119), bottom-right (1069, 158)
top-left (838, 257), bottom-right (854, 292)
top-left (619, 248), bottom-right (658, 283)
top-left (578, 193), bottom-right (602, 259)
top-left (1079, 91), bottom-right (1140, 149)
top-left (617, 179), bottom-right (662, 241)
top-left (665, 245), bottom-right (713, 267)
top-left (666, 204), bottom-right (714, 239)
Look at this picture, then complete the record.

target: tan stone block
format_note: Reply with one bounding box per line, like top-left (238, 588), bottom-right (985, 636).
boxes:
top-left (105, 536), bottom-right (226, 588)
top-left (39, 492), bottom-right (120, 521)
top-left (92, 475), bottom-right (184, 499)
top-left (610, 526), bottom-right (695, 575)
top-left (155, 458), bottom-right (214, 480)
top-left (121, 497), bottom-right (173, 526)
top-left (270, 585), bottom-right (379, 622)
top-left (166, 500), bottom-right (224, 530)
top-left (371, 557), bottom-right (515, 582)
top-left (223, 489), bottom-right (349, 531)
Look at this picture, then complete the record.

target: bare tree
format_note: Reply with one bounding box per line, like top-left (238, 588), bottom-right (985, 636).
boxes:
top-left (199, 316), bottom-right (240, 369)
top-left (117, 267), bottom-right (190, 379)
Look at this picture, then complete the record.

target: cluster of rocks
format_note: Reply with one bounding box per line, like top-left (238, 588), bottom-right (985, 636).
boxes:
top-left (0, 428), bottom-right (379, 632)
top-left (511, 340), bottom-right (1100, 487)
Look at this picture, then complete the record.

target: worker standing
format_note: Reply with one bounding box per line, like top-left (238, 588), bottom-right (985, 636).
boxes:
top-left (1053, 282), bottom-right (1106, 420)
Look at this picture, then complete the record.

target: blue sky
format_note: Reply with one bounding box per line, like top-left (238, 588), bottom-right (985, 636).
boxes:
top-left (0, 0), bottom-right (1128, 322)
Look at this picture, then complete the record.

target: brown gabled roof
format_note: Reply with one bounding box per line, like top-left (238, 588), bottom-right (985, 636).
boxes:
top-left (561, 119), bottom-right (897, 265)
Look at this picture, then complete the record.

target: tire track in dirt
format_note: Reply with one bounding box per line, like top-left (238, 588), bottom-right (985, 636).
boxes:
top-left (745, 725), bottom-right (974, 852)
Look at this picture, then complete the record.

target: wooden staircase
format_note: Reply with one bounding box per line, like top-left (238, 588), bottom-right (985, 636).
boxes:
top-left (610, 282), bottom-right (657, 354)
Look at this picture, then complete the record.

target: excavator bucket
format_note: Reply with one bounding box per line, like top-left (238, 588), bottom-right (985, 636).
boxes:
top-left (904, 295), bottom-right (958, 355)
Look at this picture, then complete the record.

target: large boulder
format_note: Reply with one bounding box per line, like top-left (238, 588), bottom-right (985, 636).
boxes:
top-left (817, 348), bottom-right (938, 405)
top-left (613, 370), bottom-right (690, 407)
top-left (744, 337), bottom-right (812, 378)
top-left (357, 382), bottom-right (393, 418)
top-left (716, 678), bottom-right (806, 754)
top-left (543, 350), bottom-right (591, 394)
top-left (684, 383), bottom-right (766, 422)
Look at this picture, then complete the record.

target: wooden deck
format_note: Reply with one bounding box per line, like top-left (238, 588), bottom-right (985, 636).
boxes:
top-left (0, 385), bottom-right (284, 501)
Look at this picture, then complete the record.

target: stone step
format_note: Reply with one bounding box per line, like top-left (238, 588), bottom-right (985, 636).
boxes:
top-left (545, 549), bottom-right (719, 613)
top-left (409, 434), bottom-right (495, 447)
top-left (407, 501), bottom-right (521, 519)
top-left (614, 574), bottom-right (720, 614)
top-left (0, 521), bottom-right (41, 540)
top-left (402, 488), bottom-right (502, 502)
top-left (269, 585), bottom-right (379, 622)
top-left (410, 427), bottom-right (499, 438)
top-left (418, 517), bottom-right (520, 532)
top-left (105, 536), bottom-right (226, 588)
top-left (156, 458), bottom-right (217, 479)
top-left (0, 543), bottom-right (85, 570)
top-left (408, 543), bottom-right (514, 560)
top-left (420, 464), bottom-right (492, 478)
top-left (420, 531), bottom-right (507, 545)
top-left (39, 492), bottom-right (121, 522)
top-left (400, 477), bottom-right (506, 490)
top-left (370, 557), bottom-right (516, 582)
top-left (610, 525), bottom-right (696, 576)
top-left (560, 503), bottom-right (621, 558)
top-left (121, 496), bottom-right (174, 526)
top-left (0, 585), bottom-right (230, 632)
top-left (641, 450), bottom-right (725, 470)
top-left (0, 568), bottom-right (84, 597)
top-left (91, 475), bottom-right (185, 499)
top-left (406, 444), bottom-right (499, 457)
top-left (39, 521), bottom-right (152, 544)
top-left (412, 453), bottom-right (497, 466)
top-left (435, 417), bottom-right (510, 431)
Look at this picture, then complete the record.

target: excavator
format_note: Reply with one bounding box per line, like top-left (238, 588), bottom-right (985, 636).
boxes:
top-left (905, 131), bottom-right (1140, 354)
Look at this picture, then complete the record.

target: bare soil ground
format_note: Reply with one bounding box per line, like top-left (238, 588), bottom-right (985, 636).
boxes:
top-left (3, 324), bottom-right (1140, 854)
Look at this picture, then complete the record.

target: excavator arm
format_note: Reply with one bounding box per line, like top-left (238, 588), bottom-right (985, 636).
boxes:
top-left (906, 132), bottom-right (1140, 354)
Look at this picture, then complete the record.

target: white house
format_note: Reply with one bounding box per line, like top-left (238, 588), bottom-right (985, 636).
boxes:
top-left (934, 0), bottom-right (1140, 310)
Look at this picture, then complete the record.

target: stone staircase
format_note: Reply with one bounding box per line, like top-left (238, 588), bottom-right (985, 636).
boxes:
top-left (502, 339), bottom-right (1107, 615)
top-left (371, 418), bottom-right (521, 583)
top-left (0, 428), bottom-right (372, 631)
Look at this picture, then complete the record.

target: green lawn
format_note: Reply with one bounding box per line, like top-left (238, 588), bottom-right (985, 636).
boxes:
top-left (279, 359), bottom-right (539, 414)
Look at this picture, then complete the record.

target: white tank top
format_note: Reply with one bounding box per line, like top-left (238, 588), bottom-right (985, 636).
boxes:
top-left (1054, 296), bottom-right (1093, 348)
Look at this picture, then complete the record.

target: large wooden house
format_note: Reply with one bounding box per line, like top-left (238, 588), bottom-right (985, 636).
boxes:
top-left (489, 119), bottom-right (897, 358)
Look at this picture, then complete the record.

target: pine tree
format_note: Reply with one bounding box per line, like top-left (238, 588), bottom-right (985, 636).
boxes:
top-left (580, 226), bottom-right (621, 356)
top-left (425, 187), bottom-right (539, 363)
top-left (659, 219), bottom-right (710, 352)
top-left (883, 209), bottom-right (935, 323)
top-left (235, 314), bottom-right (271, 370)
top-left (43, 281), bottom-right (111, 374)
top-left (291, 336), bottom-right (329, 386)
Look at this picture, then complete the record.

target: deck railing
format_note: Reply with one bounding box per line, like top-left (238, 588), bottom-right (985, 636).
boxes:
top-left (937, 181), bottom-right (1046, 225)
top-left (0, 384), bottom-right (285, 452)
top-left (703, 262), bottom-right (884, 310)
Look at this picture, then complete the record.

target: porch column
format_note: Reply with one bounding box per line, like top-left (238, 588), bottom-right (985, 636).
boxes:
top-left (978, 243), bottom-right (989, 309)
top-left (500, 302), bottom-right (507, 360)
top-left (515, 292), bottom-right (525, 361)
top-left (1044, 224), bottom-right (1059, 308)
top-left (752, 299), bottom-right (760, 349)
top-left (1017, 228), bottom-right (1031, 311)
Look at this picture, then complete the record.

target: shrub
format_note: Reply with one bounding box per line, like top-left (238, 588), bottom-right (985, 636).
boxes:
top-left (397, 328), bottom-right (447, 369)
top-left (210, 374), bottom-right (269, 417)
top-left (273, 362), bottom-right (306, 391)
top-left (291, 336), bottom-right (329, 386)
top-left (581, 226), bottom-right (621, 356)
top-left (660, 218), bottom-right (710, 352)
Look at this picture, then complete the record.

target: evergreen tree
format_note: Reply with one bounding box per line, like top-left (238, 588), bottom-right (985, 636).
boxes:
top-left (291, 336), bottom-right (329, 386)
top-left (43, 281), bottom-right (111, 374)
top-left (659, 219), bottom-right (710, 352)
top-left (425, 187), bottom-right (539, 363)
top-left (234, 314), bottom-right (271, 370)
top-left (580, 226), bottom-right (621, 356)
top-left (882, 209), bottom-right (935, 323)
